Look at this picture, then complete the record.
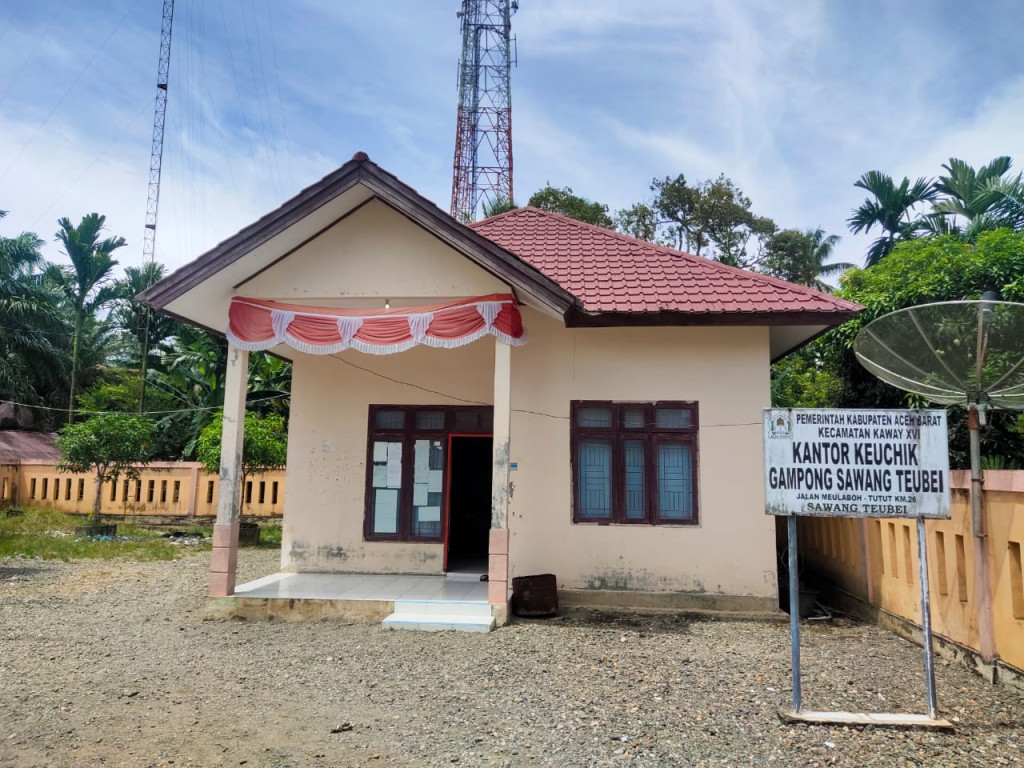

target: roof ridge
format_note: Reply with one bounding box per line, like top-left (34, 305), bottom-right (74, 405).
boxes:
top-left (470, 205), bottom-right (532, 226)
top-left (480, 206), bottom-right (858, 310)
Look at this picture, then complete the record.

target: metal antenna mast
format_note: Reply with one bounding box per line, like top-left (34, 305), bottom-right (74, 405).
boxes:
top-left (138, 0), bottom-right (174, 413)
top-left (450, 0), bottom-right (517, 223)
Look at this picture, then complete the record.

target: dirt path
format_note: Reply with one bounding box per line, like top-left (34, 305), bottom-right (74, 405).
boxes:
top-left (1, 549), bottom-right (1022, 767)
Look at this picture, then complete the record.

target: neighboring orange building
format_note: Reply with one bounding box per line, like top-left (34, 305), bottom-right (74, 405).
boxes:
top-left (141, 153), bottom-right (859, 622)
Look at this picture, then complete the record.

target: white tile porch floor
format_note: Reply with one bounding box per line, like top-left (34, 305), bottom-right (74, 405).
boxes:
top-left (234, 571), bottom-right (489, 603)
top-left (233, 572), bottom-right (494, 632)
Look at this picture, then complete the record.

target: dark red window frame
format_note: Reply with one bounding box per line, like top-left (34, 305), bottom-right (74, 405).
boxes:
top-left (570, 400), bottom-right (699, 526)
top-left (364, 405), bottom-right (492, 543)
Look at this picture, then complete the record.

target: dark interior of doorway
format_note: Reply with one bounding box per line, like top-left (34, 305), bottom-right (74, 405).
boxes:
top-left (447, 436), bottom-right (492, 573)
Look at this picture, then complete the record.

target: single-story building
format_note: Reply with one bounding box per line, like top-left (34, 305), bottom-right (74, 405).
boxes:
top-left (141, 152), bottom-right (859, 628)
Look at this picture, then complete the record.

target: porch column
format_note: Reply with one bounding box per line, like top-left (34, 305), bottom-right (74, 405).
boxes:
top-left (488, 338), bottom-right (511, 605)
top-left (209, 344), bottom-right (248, 598)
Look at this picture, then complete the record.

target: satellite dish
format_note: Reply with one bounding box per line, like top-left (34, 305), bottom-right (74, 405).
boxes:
top-left (854, 296), bottom-right (1024, 536)
top-left (854, 298), bottom-right (1024, 410)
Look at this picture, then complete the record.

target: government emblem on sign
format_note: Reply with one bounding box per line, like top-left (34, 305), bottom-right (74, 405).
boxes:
top-left (768, 413), bottom-right (791, 438)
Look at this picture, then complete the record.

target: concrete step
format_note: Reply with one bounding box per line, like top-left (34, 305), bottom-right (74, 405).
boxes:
top-left (445, 571), bottom-right (487, 582)
top-left (382, 599), bottom-right (494, 633)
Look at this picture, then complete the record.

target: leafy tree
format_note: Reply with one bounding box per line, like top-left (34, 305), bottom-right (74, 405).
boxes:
top-left (989, 174), bottom-right (1024, 230)
top-left (0, 211), bottom-right (70, 407)
top-left (52, 214), bottom-right (126, 419)
top-left (920, 156), bottom-right (1016, 240)
top-left (196, 411), bottom-right (288, 513)
top-left (762, 228), bottom-right (854, 290)
top-left (527, 185), bottom-right (614, 229)
top-left (481, 197), bottom-right (517, 218)
top-left (615, 202), bottom-right (659, 241)
top-left (110, 262), bottom-right (178, 369)
top-left (76, 369), bottom-right (185, 458)
top-left (649, 174), bottom-right (701, 251)
top-left (770, 351), bottom-right (842, 408)
top-left (847, 171), bottom-right (938, 266)
top-left (817, 229), bottom-right (1024, 466)
top-left (56, 413), bottom-right (156, 520)
top-left (648, 174), bottom-right (776, 267)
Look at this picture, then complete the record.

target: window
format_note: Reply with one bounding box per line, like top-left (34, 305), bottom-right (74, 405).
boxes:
top-left (364, 405), bottom-right (491, 542)
top-left (571, 401), bottom-right (698, 525)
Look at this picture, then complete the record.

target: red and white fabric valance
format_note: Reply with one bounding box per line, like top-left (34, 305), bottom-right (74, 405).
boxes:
top-left (226, 294), bottom-right (525, 355)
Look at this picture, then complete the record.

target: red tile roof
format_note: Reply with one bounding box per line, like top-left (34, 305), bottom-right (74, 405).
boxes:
top-left (470, 207), bottom-right (861, 317)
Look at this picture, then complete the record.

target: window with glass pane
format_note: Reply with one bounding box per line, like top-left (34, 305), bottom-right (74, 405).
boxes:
top-left (655, 407), bottom-right (692, 429)
top-left (454, 409), bottom-right (478, 431)
top-left (415, 410), bottom-right (445, 431)
top-left (572, 400), bottom-right (697, 525)
top-left (578, 407), bottom-right (613, 428)
top-left (623, 439), bottom-right (646, 518)
top-left (657, 441), bottom-right (693, 520)
top-left (375, 410), bottom-right (405, 429)
top-left (578, 439), bottom-right (612, 519)
top-left (412, 439), bottom-right (445, 537)
top-left (370, 440), bottom-right (402, 534)
top-left (623, 406), bottom-right (645, 429)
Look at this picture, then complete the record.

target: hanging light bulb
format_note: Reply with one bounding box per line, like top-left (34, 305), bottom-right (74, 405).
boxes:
top-left (385, 299), bottom-right (391, 310)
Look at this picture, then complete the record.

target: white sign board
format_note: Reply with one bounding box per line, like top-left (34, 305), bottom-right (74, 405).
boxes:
top-left (764, 409), bottom-right (951, 519)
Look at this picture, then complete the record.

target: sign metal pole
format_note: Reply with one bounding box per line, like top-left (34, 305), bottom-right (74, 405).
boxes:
top-left (788, 514), bottom-right (802, 713)
top-left (767, 409), bottom-right (952, 728)
top-left (916, 515), bottom-right (938, 718)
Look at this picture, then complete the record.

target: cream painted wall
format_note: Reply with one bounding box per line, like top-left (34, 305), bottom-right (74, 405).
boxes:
top-left (251, 201), bottom-right (776, 597)
top-left (506, 309), bottom-right (778, 598)
top-left (282, 342), bottom-right (495, 574)
top-left (239, 199), bottom-right (512, 302)
top-left (283, 307), bottom-right (777, 599)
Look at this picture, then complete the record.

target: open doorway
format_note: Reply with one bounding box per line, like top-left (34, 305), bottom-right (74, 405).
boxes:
top-left (446, 436), bottom-right (492, 574)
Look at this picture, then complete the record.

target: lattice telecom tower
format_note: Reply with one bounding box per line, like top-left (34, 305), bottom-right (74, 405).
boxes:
top-left (143, 0), bottom-right (174, 264)
top-left (450, 0), bottom-right (517, 222)
top-left (138, 0), bottom-right (174, 412)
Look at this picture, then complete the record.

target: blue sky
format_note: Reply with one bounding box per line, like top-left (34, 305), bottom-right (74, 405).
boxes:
top-left (1, 0), bottom-right (1022, 275)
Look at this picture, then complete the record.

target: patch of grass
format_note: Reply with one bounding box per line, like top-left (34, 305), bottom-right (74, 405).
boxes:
top-left (0, 507), bottom-right (188, 562)
top-left (256, 523), bottom-right (283, 548)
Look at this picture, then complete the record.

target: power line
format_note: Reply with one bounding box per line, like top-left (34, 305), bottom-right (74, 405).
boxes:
top-left (0, 0), bottom-right (141, 184)
top-left (1, 393), bottom-right (287, 418)
top-left (28, 100), bottom-right (152, 234)
top-left (0, 0), bottom-right (73, 108)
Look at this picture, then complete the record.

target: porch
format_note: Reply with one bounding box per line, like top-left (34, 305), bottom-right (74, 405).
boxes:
top-left (206, 570), bottom-right (495, 631)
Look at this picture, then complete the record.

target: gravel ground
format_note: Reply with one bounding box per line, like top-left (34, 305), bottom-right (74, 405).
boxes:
top-left (1, 548), bottom-right (1022, 768)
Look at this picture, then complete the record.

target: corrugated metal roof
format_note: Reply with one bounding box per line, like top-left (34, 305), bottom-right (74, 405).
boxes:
top-left (0, 431), bottom-right (60, 463)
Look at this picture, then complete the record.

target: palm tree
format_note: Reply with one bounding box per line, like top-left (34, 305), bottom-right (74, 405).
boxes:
top-left (53, 214), bottom-right (126, 419)
top-left (0, 211), bottom-right (70, 408)
top-left (847, 172), bottom-right (938, 266)
top-left (110, 261), bottom-right (178, 367)
top-left (801, 229), bottom-right (855, 291)
top-left (986, 173), bottom-right (1024, 232)
top-left (763, 228), bottom-right (855, 290)
top-left (920, 156), bottom-right (1015, 240)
